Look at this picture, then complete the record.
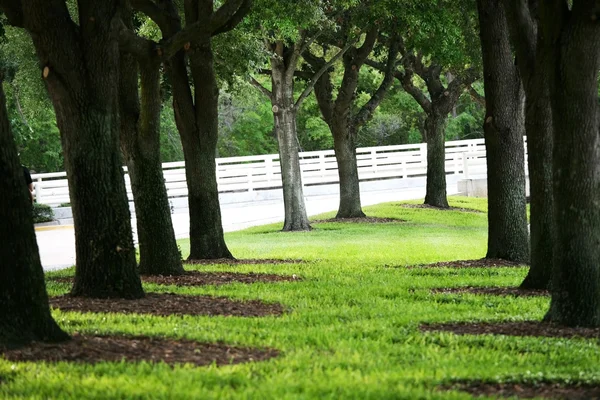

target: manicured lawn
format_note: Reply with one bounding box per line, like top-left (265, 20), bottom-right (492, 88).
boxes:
top-left (3, 196), bottom-right (598, 399)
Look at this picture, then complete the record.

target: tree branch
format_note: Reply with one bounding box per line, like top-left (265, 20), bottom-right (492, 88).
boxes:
top-left (398, 67), bottom-right (432, 114)
top-left (249, 76), bottom-right (272, 100)
top-left (294, 40), bottom-right (355, 110)
top-left (118, 21), bottom-right (158, 63)
top-left (467, 84), bottom-right (486, 107)
top-left (502, 0), bottom-right (537, 82)
top-left (130, 0), bottom-right (171, 33)
top-left (212, 0), bottom-right (252, 36)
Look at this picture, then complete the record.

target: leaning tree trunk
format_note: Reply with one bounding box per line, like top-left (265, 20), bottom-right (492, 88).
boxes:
top-left (544, 17), bottom-right (600, 327)
top-left (0, 80), bottom-right (70, 348)
top-left (22, 1), bottom-right (144, 299)
top-left (331, 123), bottom-right (365, 218)
top-left (271, 63), bottom-right (310, 231)
top-left (423, 111), bottom-right (449, 208)
top-left (477, 0), bottom-right (529, 263)
top-left (119, 52), bottom-right (184, 275)
top-left (520, 68), bottom-right (553, 288)
top-left (186, 39), bottom-right (232, 260)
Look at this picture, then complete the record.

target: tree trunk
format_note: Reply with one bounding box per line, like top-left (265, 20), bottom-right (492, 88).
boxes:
top-left (332, 124), bottom-right (365, 218)
top-left (520, 69), bottom-right (553, 288)
top-left (477, 0), bottom-right (529, 263)
top-left (543, 13), bottom-right (600, 327)
top-left (0, 78), bottom-right (70, 348)
top-left (22, 1), bottom-right (144, 298)
top-left (119, 52), bottom-right (184, 276)
top-left (423, 112), bottom-right (449, 208)
top-left (185, 38), bottom-right (232, 260)
top-left (270, 60), bottom-right (310, 231)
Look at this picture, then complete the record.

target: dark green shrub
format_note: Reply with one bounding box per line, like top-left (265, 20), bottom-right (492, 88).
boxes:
top-left (32, 203), bottom-right (54, 223)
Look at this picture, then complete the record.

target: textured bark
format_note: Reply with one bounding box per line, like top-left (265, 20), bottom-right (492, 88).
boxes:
top-left (20, 1), bottom-right (144, 298)
top-left (271, 58), bottom-right (311, 231)
top-left (423, 112), bottom-right (449, 208)
top-left (119, 43), bottom-right (183, 275)
top-left (332, 124), bottom-right (364, 218)
top-left (502, 0), bottom-right (555, 289)
top-left (0, 79), bottom-right (70, 348)
top-left (542, 1), bottom-right (600, 327)
top-left (477, 0), bottom-right (530, 263)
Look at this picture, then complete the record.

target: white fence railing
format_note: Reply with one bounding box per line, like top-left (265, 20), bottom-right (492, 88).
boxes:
top-left (31, 138), bottom-right (519, 205)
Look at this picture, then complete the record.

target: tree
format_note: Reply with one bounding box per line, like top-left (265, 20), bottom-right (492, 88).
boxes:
top-left (1, 0), bottom-right (145, 298)
top-left (502, 0), bottom-right (554, 287)
top-left (540, 0), bottom-right (600, 327)
top-left (476, 0), bottom-right (530, 263)
top-left (367, 1), bottom-right (481, 208)
top-left (249, 1), bottom-right (353, 231)
top-left (0, 71), bottom-right (69, 347)
top-left (304, 19), bottom-right (399, 218)
top-left (131, 0), bottom-right (250, 260)
top-left (118, 7), bottom-right (184, 275)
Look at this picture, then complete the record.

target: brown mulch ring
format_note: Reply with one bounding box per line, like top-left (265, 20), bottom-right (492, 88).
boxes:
top-left (49, 293), bottom-right (284, 317)
top-left (443, 381), bottom-right (600, 399)
top-left (1, 334), bottom-right (279, 367)
top-left (186, 258), bottom-right (306, 265)
top-left (311, 217), bottom-right (406, 224)
top-left (50, 271), bottom-right (301, 287)
top-left (407, 258), bottom-right (526, 269)
top-left (399, 204), bottom-right (483, 213)
top-left (431, 286), bottom-right (549, 297)
top-left (421, 321), bottom-right (600, 340)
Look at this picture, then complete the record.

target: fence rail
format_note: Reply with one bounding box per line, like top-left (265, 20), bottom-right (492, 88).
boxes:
top-left (31, 138), bottom-right (523, 205)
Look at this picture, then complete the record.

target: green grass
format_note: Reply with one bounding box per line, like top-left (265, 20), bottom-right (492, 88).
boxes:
top-left (4, 196), bottom-right (599, 399)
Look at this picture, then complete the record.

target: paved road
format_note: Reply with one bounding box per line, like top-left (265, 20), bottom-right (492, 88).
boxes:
top-left (36, 185), bottom-right (458, 271)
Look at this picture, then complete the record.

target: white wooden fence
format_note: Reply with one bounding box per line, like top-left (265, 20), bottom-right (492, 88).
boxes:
top-left (31, 138), bottom-right (502, 205)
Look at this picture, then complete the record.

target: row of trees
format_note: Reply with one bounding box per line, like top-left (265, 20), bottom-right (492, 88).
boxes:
top-left (1, 0), bottom-right (598, 348)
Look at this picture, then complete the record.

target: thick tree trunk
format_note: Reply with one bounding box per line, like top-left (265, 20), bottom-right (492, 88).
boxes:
top-left (185, 39), bottom-right (232, 260)
top-left (119, 53), bottom-right (184, 276)
top-left (271, 61), bottom-right (310, 231)
top-left (424, 112), bottom-right (449, 208)
top-left (22, 1), bottom-right (144, 298)
top-left (520, 71), bottom-right (553, 288)
top-left (477, 0), bottom-right (529, 263)
top-left (332, 124), bottom-right (365, 218)
top-left (544, 15), bottom-right (600, 327)
top-left (0, 80), bottom-right (69, 348)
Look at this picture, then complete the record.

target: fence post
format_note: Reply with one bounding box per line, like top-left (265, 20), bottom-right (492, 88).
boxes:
top-left (35, 178), bottom-right (43, 204)
top-left (462, 152), bottom-right (469, 179)
top-left (265, 157), bottom-right (273, 184)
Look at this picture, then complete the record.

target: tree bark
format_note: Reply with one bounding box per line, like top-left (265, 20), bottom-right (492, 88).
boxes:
top-left (183, 37), bottom-right (233, 259)
top-left (332, 123), bottom-right (365, 218)
top-left (423, 111), bottom-right (449, 208)
top-left (269, 47), bottom-right (311, 231)
top-left (21, 1), bottom-right (144, 298)
top-left (119, 47), bottom-right (184, 275)
top-left (0, 78), bottom-right (70, 348)
top-left (477, 0), bottom-right (530, 263)
top-left (542, 2), bottom-right (600, 327)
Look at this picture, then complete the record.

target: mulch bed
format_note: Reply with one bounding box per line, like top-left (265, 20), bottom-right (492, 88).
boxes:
top-left (408, 258), bottom-right (526, 269)
top-left (431, 286), bottom-right (549, 297)
top-left (49, 293), bottom-right (284, 317)
top-left (186, 258), bottom-right (305, 265)
top-left (399, 204), bottom-right (483, 213)
top-left (444, 381), bottom-right (600, 399)
top-left (421, 321), bottom-right (600, 339)
top-left (50, 271), bottom-right (301, 287)
top-left (311, 217), bottom-right (405, 224)
top-left (1, 334), bottom-right (279, 367)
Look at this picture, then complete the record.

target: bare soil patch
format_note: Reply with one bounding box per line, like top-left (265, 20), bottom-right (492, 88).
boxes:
top-left (444, 381), bottom-right (600, 399)
top-left (311, 217), bottom-right (405, 224)
top-left (399, 204), bottom-right (483, 213)
top-left (1, 334), bottom-right (279, 367)
top-left (49, 293), bottom-right (284, 317)
top-left (186, 258), bottom-right (305, 265)
top-left (431, 286), bottom-right (549, 297)
top-left (50, 271), bottom-right (301, 287)
top-left (408, 258), bottom-right (525, 269)
top-left (421, 321), bottom-right (600, 339)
